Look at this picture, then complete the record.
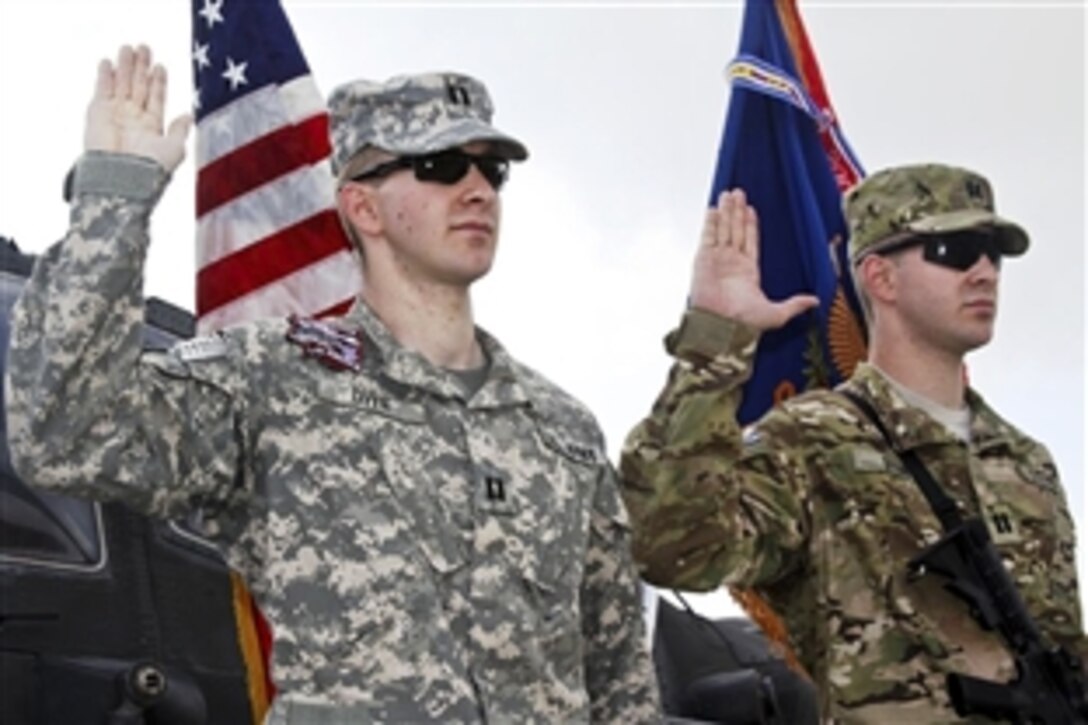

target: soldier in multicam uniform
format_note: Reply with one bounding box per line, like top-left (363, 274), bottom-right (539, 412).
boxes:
top-left (620, 169), bottom-right (1086, 722)
top-left (5, 45), bottom-right (660, 723)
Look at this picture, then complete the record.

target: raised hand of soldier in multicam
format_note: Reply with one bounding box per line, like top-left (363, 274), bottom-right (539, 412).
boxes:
top-left (84, 45), bottom-right (192, 173)
top-left (689, 188), bottom-right (819, 331)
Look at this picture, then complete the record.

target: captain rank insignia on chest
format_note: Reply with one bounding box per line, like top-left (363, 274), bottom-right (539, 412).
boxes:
top-left (985, 504), bottom-right (1022, 545)
top-left (475, 464), bottom-right (516, 516)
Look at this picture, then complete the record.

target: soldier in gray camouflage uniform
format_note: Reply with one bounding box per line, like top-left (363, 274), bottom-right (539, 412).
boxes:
top-left (4, 45), bottom-right (659, 723)
top-left (620, 169), bottom-right (1086, 722)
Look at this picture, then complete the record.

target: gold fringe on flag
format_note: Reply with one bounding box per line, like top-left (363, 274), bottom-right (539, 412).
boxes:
top-left (230, 572), bottom-right (273, 724)
top-left (729, 586), bottom-right (810, 680)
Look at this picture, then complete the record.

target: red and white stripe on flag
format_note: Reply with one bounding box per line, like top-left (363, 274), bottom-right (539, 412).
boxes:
top-left (192, 0), bottom-right (359, 334)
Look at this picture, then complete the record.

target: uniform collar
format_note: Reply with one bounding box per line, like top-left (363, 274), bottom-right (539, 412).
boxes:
top-left (842, 363), bottom-right (1014, 453)
top-left (963, 387), bottom-right (1019, 454)
top-left (342, 299), bottom-right (531, 408)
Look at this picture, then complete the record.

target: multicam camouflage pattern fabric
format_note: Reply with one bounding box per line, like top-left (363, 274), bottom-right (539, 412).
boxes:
top-left (5, 152), bottom-right (659, 723)
top-left (620, 308), bottom-right (1085, 724)
top-left (327, 71), bottom-right (529, 176)
top-left (843, 163), bottom-right (1030, 262)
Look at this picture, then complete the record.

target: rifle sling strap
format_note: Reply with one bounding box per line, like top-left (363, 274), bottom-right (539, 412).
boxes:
top-left (840, 389), bottom-right (964, 532)
top-left (843, 390), bottom-right (1088, 722)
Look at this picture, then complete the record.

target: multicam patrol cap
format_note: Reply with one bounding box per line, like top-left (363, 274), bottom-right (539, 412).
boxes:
top-left (327, 72), bottom-right (529, 177)
top-left (843, 163), bottom-right (1030, 263)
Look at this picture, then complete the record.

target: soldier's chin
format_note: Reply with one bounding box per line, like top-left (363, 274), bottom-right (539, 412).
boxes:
top-left (441, 259), bottom-right (494, 287)
top-left (961, 329), bottom-right (995, 354)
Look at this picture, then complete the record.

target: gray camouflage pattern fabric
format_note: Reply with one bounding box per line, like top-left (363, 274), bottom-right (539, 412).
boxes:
top-left (328, 71), bottom-right (529, 176)
top-left (620, 308), bottom-right (1086, 724)
top-left (4, 152), bottom-right (659, 724)
top-left (844, 163), bottom-right (1030, 262)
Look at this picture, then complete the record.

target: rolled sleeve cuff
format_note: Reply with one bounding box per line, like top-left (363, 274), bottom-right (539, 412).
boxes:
top-left (665, 308), bottom-right (759, 363)
top-left (70, 151), bottom-right (170, 204)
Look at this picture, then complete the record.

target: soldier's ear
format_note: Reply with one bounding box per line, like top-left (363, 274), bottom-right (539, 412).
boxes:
top-left (858, 254), bottom-right (897, 305)
top-left (337, 182), bottom-right (383, 239)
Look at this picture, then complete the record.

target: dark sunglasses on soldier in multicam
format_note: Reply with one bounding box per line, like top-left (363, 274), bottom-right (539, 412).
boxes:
top-left (875, 229), bottom-right (1004, 271)
top-left (350, 149), bottom-right (510, 191)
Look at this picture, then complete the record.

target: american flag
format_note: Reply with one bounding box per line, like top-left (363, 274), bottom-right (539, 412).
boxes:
top-left (191, 0), bottom-right (360, 333)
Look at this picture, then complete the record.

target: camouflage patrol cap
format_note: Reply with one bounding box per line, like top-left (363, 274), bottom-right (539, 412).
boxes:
top-left (844, 163), bottom-right (1029, 263)
top-left (327, 71), bottom-right (529, 177)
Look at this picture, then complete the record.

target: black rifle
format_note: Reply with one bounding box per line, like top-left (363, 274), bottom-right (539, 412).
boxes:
top-left (910, 518), bottom-right (1088, 724)
top-left (843, 390), bottom-right (1088, 724)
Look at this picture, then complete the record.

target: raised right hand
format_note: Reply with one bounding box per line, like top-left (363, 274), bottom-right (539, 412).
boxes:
top-left (688, 189), bottom-right (819, 331)
top-left (84, 45), bottom-right (192, 173)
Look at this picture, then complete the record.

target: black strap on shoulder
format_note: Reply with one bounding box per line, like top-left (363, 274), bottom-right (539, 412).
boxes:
top-left (840, 389), bottom-right (963, 532)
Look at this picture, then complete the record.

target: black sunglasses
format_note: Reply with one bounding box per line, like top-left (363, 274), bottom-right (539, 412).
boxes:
top-left (351, 149), bottom-right (510, 191)
top-left (876, 229), bottom-right (1004, 271)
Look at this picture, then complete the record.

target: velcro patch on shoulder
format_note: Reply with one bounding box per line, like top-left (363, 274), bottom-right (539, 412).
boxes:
top-left (852, 448), bottom-right (886, 472)
top-left (174, 336), bottom-right (229, 363)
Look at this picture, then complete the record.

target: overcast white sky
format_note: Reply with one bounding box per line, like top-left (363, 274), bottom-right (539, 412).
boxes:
top-left (0, 0), bottom-right (1084, 620)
